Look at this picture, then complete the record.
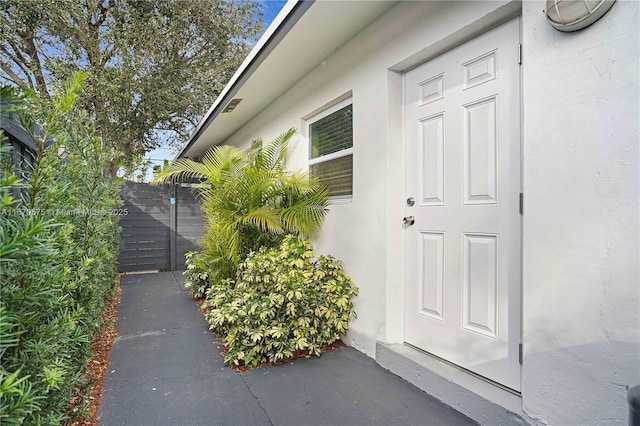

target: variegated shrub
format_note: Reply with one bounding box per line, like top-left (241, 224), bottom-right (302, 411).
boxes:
top-left (183, 252), bottom-right (210, 299)
top-left (205, 235), bottom-right (358, 368)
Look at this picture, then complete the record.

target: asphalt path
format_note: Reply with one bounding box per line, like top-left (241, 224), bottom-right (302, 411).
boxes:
top-left (98, 271), bottom-right (476, 426)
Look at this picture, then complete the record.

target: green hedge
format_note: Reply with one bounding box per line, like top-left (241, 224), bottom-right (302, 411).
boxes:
top-left (0, 77), bottom-right (122, 424)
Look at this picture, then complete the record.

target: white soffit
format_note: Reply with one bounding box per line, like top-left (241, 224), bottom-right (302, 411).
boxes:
top-left (179, 0), bottom-right (398, 159)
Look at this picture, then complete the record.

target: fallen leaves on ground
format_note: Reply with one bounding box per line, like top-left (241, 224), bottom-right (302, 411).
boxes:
top-left (66, 276), bottom-right (121, 425)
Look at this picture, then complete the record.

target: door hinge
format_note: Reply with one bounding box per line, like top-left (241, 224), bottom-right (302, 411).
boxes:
top-left (519, 193), bottom-right (524, 215)
top-left (518, 43), bottom-right (522, 65)
top-left (519, 343), bottom-right (523, 364)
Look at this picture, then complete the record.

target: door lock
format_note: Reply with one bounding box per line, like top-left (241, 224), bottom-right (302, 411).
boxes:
top-left (406, 197), bottom-right (415, 206)
top-left (403, 216), bottom-right (415, 226)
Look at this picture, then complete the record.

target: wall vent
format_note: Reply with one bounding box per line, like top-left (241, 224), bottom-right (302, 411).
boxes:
top-left (222, 98), bottom-right (242, 113)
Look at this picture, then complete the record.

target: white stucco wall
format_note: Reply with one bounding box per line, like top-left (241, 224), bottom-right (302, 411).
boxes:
top-left (222, 0), bottom-right (517, 357)
top-left (521, 1), bottom-right (640, 424)
top-left (214, 0), bottom-right (638, 423)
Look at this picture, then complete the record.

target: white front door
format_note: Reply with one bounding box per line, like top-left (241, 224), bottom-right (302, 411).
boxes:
top-left (404, 18), bottom-right (521, 391)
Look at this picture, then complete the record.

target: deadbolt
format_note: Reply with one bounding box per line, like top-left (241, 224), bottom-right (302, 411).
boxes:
top-left (403, 216), bottom-right (415, 226)
top-left (406, 197), bottom-right (415, 206)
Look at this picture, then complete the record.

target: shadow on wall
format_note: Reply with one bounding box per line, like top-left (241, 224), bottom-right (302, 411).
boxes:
top-left (523, 339), bottom-right (637, 424)
top-left (117, 182), bottom-right (205, 272)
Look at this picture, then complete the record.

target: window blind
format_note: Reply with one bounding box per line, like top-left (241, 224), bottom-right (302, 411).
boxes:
top-left (310, 154), bottom-right (353, 197)
top-left (309, 103), bottom-right (353, 198)
top-left (310, 105), bottom-right (353, 159)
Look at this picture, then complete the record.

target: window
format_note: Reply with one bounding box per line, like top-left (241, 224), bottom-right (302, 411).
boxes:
top-left (308, 99), bottom-right (353, 199)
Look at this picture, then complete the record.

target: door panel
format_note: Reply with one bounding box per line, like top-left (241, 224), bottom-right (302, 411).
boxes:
top-left (404, 18), bottom-right (521, 391)
top-left (418, 231), bottom-right (445, 321)
top-left (462, 233), bottom-right (498, 338)
top-left (463, 96), bottom-right (497, 204)
top-left (419, 114), bottom-right (445, 205)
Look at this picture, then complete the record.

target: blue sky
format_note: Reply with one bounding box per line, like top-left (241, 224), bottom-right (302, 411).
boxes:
top-left (261, 0), bottom-right (288, 25)
top-left (143, 0), bottom-right (288, 176)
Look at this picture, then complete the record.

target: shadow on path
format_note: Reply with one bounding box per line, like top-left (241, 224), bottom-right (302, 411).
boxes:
top-left (98, 272), bottom-right (476, 426)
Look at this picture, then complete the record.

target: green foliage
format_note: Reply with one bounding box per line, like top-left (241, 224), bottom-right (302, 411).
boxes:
top-left (183, 251), bottom-right (211, 300)
top-left (206, 236), bottom-right (358, 367)
top-left (1, 0), bottom-right (263, 169)
top-left (152, 159), bottom-right (171, 181)
top-left (0, 369), bottom-right (42, 425)
top-left (154, 128), bottom-right (329, 287)
top-left (0, 75), bottom-right (122, 424)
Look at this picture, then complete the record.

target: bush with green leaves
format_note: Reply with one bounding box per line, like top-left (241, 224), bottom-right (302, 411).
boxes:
top-left (205, 236), bottom-right (358, 368)
top-left (0, 75), bottom-right (122, 424)
top-left (154, 129), bottom-right (329, 291)
top-left (183, 251), bottom-right (211, 299)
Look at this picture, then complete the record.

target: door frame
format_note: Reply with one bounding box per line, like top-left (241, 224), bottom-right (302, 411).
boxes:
top-left (383, 13), bottom-right (524, 393)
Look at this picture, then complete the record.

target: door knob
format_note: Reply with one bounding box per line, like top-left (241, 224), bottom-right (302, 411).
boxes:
top-left (403, 216), bottom-right (415, 226)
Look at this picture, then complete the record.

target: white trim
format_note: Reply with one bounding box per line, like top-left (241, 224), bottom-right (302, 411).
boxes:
top-left (308, 148), bottom-right (353, 166)
top-left (306, 97), bottom-right (353, 129)
top-left (306, 97), bottom-right (354, 200)
top-left (327, 195), bottom-right (353, 205)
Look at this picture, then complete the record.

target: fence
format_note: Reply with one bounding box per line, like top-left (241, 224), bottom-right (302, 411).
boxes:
top-left (117, 182), bottom-right (205, 272)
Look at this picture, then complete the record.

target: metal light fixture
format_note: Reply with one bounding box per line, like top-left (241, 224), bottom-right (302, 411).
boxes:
top-left (546, 0), bottom-right (616, 32)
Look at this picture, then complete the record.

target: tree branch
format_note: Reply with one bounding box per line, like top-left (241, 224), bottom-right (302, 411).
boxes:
top-left (19, 29), bottom-right (50, 98)
top-left (101, 45), bottom-right (115, 66)
top-left (0, 45), bottom-right (36, 89)
top-left (0, 62), bottom-right (31, 90)
top-left (96, 0), bottom-right (109, 28)
top-left (6, 40), bottom-right (30, 68)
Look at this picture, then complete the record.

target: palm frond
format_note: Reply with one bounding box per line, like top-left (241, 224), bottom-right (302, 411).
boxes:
top-left (201, 145), bottom-right (244, 177)
top-left (151, 158), bottom-right (208, 184)
top-left (240, 206), bottom-right (284, 235)
top-left (179, 128), bottom-right (329, 278)
top-left (280, 191), bottom-right (329, 235)
top-left (258, 128), bottom-right (296, 172)
top-left (282, 170), bottom-right (324, 194)
top-left (151, 144), bottom-right (244, 186)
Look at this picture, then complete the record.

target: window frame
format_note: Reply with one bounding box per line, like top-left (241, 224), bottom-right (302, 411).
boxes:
top-left (306, 97), bottom-right (353, 202)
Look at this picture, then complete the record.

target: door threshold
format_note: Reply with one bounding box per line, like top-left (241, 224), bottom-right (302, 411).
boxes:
top-left (403, 342), bottom-right (521, 396)
top-left (376, 342), bottom-right (539, 425)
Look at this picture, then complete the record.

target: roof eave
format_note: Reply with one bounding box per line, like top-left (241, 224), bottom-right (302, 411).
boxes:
top-left (175, 0), bottom-right (312, 160)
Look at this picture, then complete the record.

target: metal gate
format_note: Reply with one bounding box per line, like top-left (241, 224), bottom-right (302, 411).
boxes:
top-left (117, 182), bottom-right (206, 272)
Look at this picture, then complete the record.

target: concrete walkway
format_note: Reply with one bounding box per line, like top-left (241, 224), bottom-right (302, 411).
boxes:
top-left (98, 272), bottom-right (476, 426)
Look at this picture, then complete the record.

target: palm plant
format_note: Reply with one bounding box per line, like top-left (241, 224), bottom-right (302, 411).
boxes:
top-left (153, 128), bottom-right (329, 282)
